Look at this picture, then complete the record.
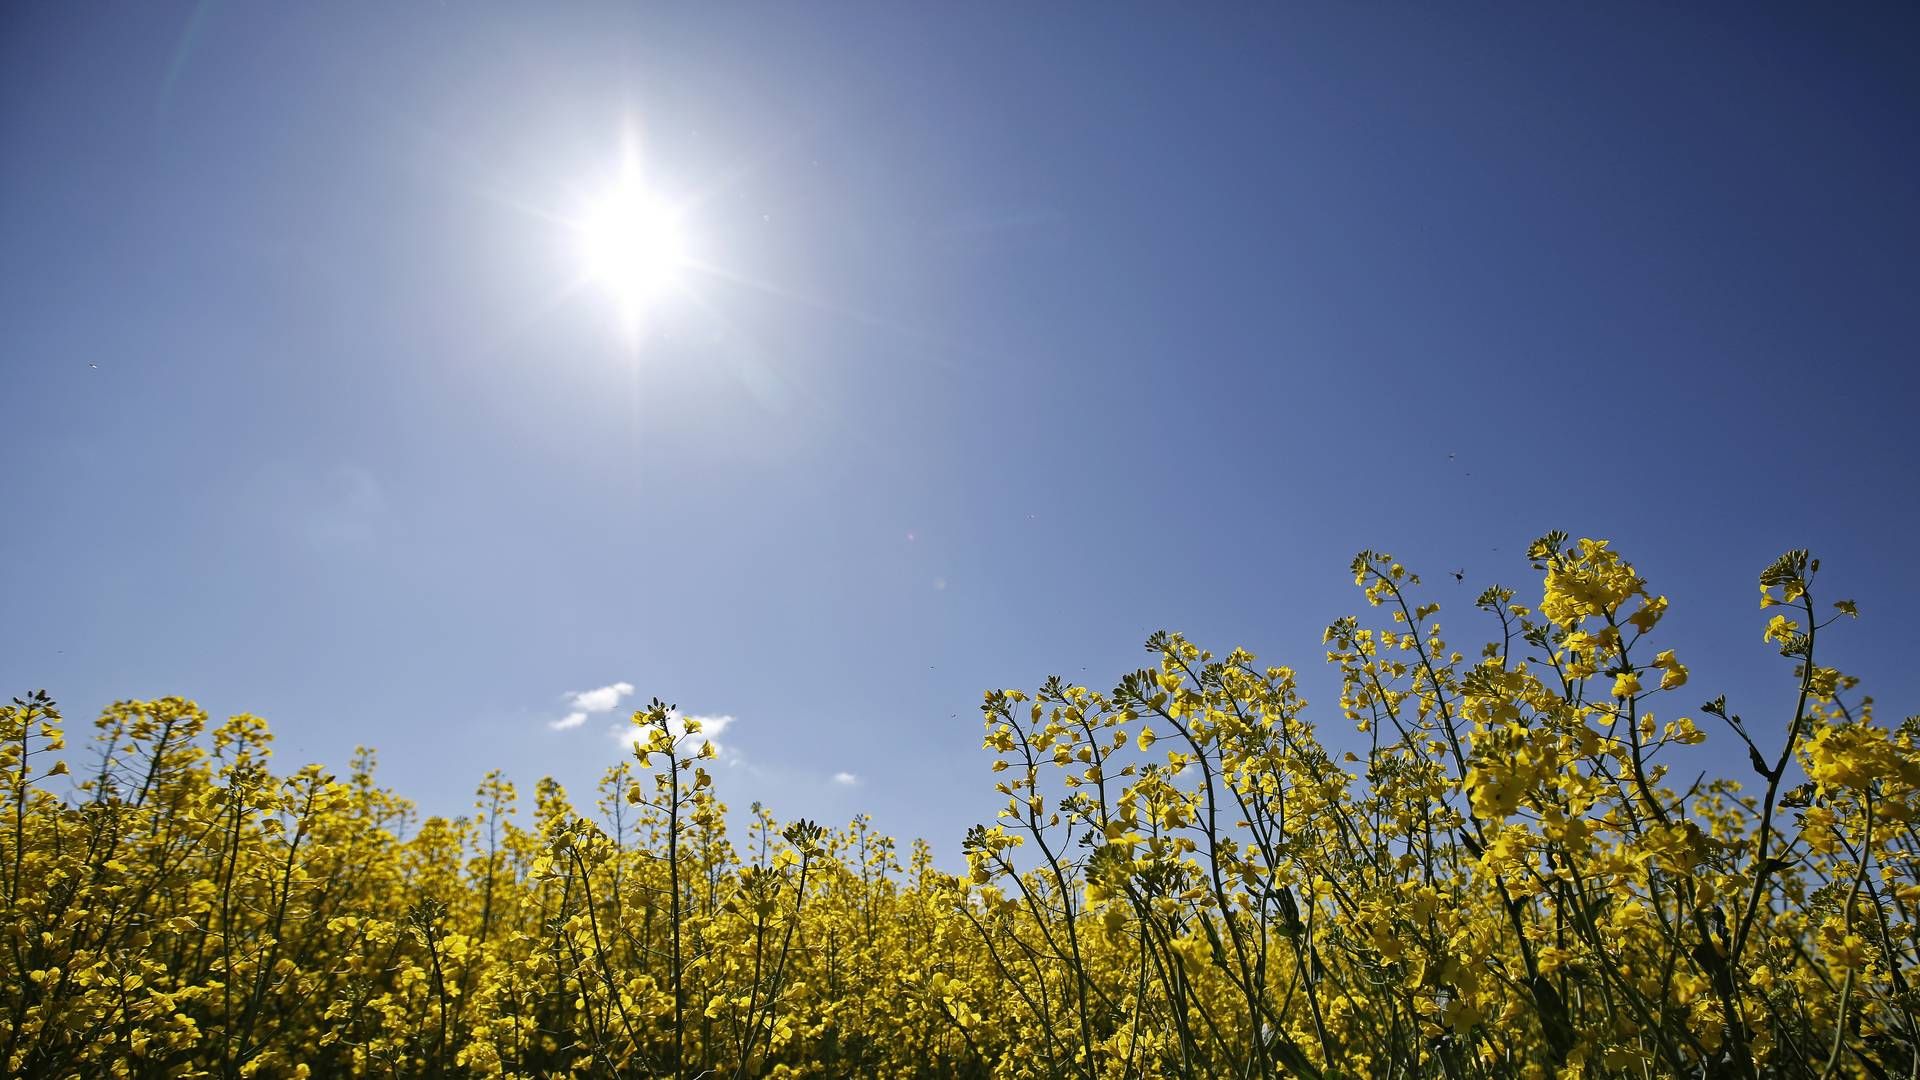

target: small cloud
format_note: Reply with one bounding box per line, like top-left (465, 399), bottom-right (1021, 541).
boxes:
top-left (547, 680), bottom-right (637, 732)
top-left (610, 710), bottom-right (737, 762)
top-left (262, 462), bottom-right (385, 553)
top-left (932, 577), bottom-right (948, 591)
top-left (832, 771), bottom-right (860, 787)
top-left (570, 681), bottom-right (636, 714)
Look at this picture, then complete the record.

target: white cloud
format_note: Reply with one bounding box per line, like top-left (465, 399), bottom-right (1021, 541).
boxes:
top-left (547, 681), bottom-right (637, 731)
top-left (570, 681), bottom-right (636, 714)
top-left (832, 771), bottom-right (860, 786)
top-left (610, 710), bottom-right (737, 762)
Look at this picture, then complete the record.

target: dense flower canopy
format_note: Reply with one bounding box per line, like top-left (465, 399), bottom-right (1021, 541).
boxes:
top-left (3, 536), bottom-right (1915, 1077)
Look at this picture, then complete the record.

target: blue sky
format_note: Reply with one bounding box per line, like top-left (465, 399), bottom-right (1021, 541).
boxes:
top-left (4, 4), bottom-right (1917, 855)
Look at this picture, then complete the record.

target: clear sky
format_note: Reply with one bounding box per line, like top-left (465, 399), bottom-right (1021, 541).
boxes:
top-left (4, 4), bottom-right (1917, 856)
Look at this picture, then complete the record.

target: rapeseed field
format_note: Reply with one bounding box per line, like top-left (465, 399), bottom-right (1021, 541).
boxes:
top-left (5, 536), bottom-right (1914, 1077)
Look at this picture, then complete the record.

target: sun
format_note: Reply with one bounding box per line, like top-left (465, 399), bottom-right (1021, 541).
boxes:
top-left (575, 182), bottom-right (688, 320)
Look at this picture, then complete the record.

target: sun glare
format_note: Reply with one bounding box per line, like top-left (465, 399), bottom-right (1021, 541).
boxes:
top-left (576, 184), bottom-right (688, 321)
